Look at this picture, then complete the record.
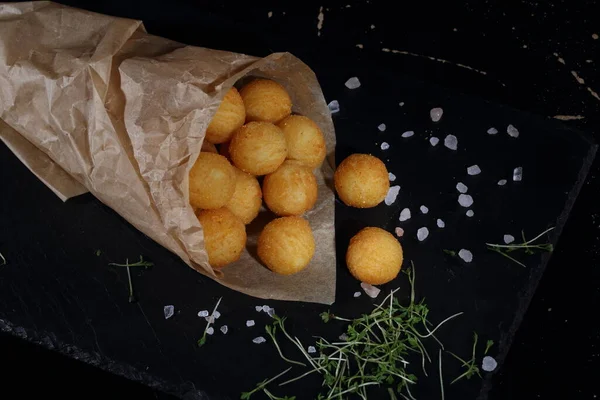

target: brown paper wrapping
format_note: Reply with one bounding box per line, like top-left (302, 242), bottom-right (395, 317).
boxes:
top-left (0, 2), bottom-right (336, 304)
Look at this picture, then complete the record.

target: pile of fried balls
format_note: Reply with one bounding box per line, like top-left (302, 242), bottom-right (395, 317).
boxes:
top-left (190, 79), bottom-right (403, 285)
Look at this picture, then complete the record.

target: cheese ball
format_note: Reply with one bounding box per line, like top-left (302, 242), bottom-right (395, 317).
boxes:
top-left (263, 160), bottom-right (318, 216)
top-left (240, 79), bottom-right (292, 123)
top-left (334, 154), bottom-right (389, 208)
top-left (258, 216), bottom-right (315, 275)
top-left (226, 168), bottom-right (262, 224)
top-left (229, 122), bottom-right (287, 175)
top-left (201, 140), bottom-right (218, 154)
top-left (189, 152), bottom-right (236, 209)
top-left (205, 88), bottom-right (246, 144)
top-left (346, 227), bottom-right (403, 285)
top-left (277, 115), bottom-right (326, 169)
top-left (197, 208), bottom-right (247, 268)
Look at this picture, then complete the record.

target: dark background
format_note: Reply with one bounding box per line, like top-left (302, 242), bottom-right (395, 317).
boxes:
top-left (1, 0), bottom-right (599, 399)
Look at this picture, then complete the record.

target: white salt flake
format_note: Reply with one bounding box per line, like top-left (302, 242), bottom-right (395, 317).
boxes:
top-left (198, 310), bottom-right (209, 318)
top-left (339, 333), bottom-right (349, 341)
top-left (437, 219), bottom-right (445, 228)
top-left (308, 346), bottom-right (317, 354)
top-left (456, 182), bottom-right (468, 193)
top-left (487, 127), bottom-right (498, 135)
top-left (262, 305), bottom-right (270, 312)
top-left (497, 179), bottom-right (507, 186)
top-left (378, 123), bottom-right (387, 132)
top-left (267, 308), bottom-right (276, 318)
top-left (212, 311), bottom-right (221, 319)
top-left (255, 306), bottom-right (263, 312)
top-left (458, 249), bottom-right (473, 263)
top-left (467, 165), bottom-right (481, 176)
top-left (399, 208), bottom-right (411, 222)
top-left (246, 320), bottom-right (255, 327)
top-left (164, 305), bottom-right (174, 320)
top-left (466, 210), bottom-right (474, 217)
top-left (353, 291), bottom-right (362, 298)
top-left (361, 282), bottom-right (381, 298)
top-left (444, 134), bottom-right (458, 150)
top-left (430, 107), bottom-right (443, 122)
top-left (395, 227), bottom-right (404, 237)
top-left (507, 124), bottom-right (520, 138)
top-left (482, 356), bottom-right (498, 372)
top-left (420, 205), bottom-right (429, 214)
top-left (205, 316), bottom-right (215, 323)
top-left (328, 100), bottom-right (340, 113)
top-left (458, 194), bottom-right (474, 207)
top-left (207, 327), bottom-right (215, 335)
top-left (417, 227), bottom-right (429, 242)
top-left (388, 172), bottom-right (396, 181)
top-left (384, 185), bottom-right (401, 206)
top-left (345, 77), bottom-right (361, 89)
top-left (402, 130), bottom-right (415, 138)
top-left (380, 142), bottom-right (390, 150)
top-left (268, 11), bottom-right (273, 18)
top-left (513, 167), bottom-right (523, 181)
top-left (220, 325), bottom-right (228, 335)
top-left (503, 234), bottom-right (515, 244)
top-left (429, 136), bottom-right (439, 146)
top-left (253, 336), bottom-right (267, 344)
top-left (399, 102), bottom-right (405, 106)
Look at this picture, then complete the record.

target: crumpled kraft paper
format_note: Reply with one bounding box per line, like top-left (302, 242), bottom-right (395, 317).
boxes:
top-left (0, 2), bottom-right (336, 304)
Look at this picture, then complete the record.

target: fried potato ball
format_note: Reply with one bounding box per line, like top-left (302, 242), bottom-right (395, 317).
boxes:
top-left (197, 208), bottom-right (246, 268)
top-left (277, 115), bottom-right (327, 169)
top-left (346, 227), bottom-right (403, 285)
top-left (334, 154), bottom-right (389, 208)
top-left (263, 160), bottom-right (317, 216)
top-left (258, 216), bottom-right (315, 275)
top-left (229, 122), bottom-right (287, 175)
top-left (201, 140), bottom-right (218, 153)
top-left (240, 79), bottom-right (292, 123)
top-left (189, 153), bottom-right (236, 209)
top-left (226, 167), bottom-right (262, 224)
top-left (205, 88), bottom-right (246, 144)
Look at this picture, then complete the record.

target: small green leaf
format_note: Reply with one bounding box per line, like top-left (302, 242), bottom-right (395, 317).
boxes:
top-left (485, 339), bottom-right (494, 355)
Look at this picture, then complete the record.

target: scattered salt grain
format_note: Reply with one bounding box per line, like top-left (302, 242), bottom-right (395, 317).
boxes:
top-left (444, 134), bottom-right (458, 150)
top-left (467, 165), bottom-right (481, 176)
top-left (399, 102), bottom-right (405, 106)
top-left (353, 291), bottom-right (362, 298)
top-left (267, 308), bottom-right (276, 318)
top-left (402, 130), bottom-right (415, 138)
top-left (328, 100), bottom-right (340, 113)
top-left (262, 305), bottom-right (271, 312)
top-left (345, 77), bottom-right (361, 89)
top-left (417, 227), bottom-right (429, 242)
top-left (339, 333), bottom-right (349, 341)
top-left (507, 124), bottom-right (520, 138)
top-left (458, 194), bottom-right (474, 207)
top-left (437, 219), bottom-right (445, 228)
top-left (503, 234), bottom-right (515, 244)
top-left (207, 327), bottom-right (214, 335)
top-left (487, 127), bottom-right (498, 135)
top-left (378, 123), bottom-right (387, 132)
top-left (384, 185), bottom-right (401, 205)
top-left (399, 208), bottom-right (411, 222)
top-left (497, 179), bottom-right (507, 186)
top-left (308, 346), bottom-right (317, 354)
top-left (420, 205), bottom-right (429, 214)
top-left (429, 137), bottom-right (439, 146)
top-left (255, 306), bottom-right (262, 312)
top-left (458, 249), bottom-right (473, 263)
top-left (395, 227), bottom-right (404, 237)
top-left (466, 210), bottom-right (474, 217)
top-left (430, 107), bottom-right (443, 122)
top-left (212, 311), bottom-right (221, 319)
top-left (388, 172), bottom-right (396, 181)
top-left (220, 325), bottom-right (228, 334)
top-left (482, 356), bottom-right (498, 372)
top-left (381, 142), bottom-right (390, 150)
top-left (164, 305), bottom-right (174, 320)
top-left (361, 282), bottom-right (381, 298)
top-left (246, 320), bottom-right (255, 327)
top-left (456, 182), bottom-right (468, 193)
top-left (513, 167), bottom-right (523, 181)
top-left (253, 336), bottom-right (267, 344)
top-left (198, 310), bottom-right (209, 318)
top-left (205, 316), bottom-right (215, 323)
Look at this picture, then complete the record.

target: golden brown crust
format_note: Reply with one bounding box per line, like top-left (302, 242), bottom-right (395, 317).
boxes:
top-left (277, 115), bottom-right (326, 169)
top-left (334, 153), bottom-right (389, 208)
top-left (226, 167), bottom-right (262, 224)
top-left (189, 152), bottom-right (236, 209)
top-left (229, 122), bottom-right (287, 176)
top-left (240, 79), bottom-right (292, 123)
top-left (346, 227), bottom-right (403, 285)
top-left (197, 208), bottom-right (247, 268)
top-left (205, 88), bottom-right (246, 144)
top-left (263, 160), bottom-right (317, 216)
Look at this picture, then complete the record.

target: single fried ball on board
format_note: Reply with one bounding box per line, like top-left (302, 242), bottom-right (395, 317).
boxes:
top-left (277, 115), bottom-right (326, 169)
top-left (226, 168), bottom-right (262, 224)
top-left (229, 122), bottom-right (287, 175)
top-left (201, 140), bottom-right (218, 154)
top-left (334, 154), bottom-right (389, 208)
top-left (205, 88), bottom-right (246, 144)
top-left (346, 227), bottom-right (403, 285)
top-left (197, 208), bottom-right (247, 268)
top-left (240, 79), bottom-right (292, 123)
top-left (189, 153), bottom-right (236, 209)
top-left (263, 160), bottom-right (318, 216)
top-left (258, 216), bottom-right (315, 275)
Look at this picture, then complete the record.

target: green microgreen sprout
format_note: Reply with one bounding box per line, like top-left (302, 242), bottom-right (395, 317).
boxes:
top-left (486, 227), bottom-right (555, 267)
top-left (448, 332), bottom-right (482, 384)
top-left (485, 339), bottom-right (494, 355)
top-left (438, 349), bottom-right (445, 400)
top-left (197, 297), bottom-right (222, 347)
top-left (0, 252), bottom-right (6, 266)
top-left (95, 249), bottom-right (102, 256)
top-left (442, 249), bottom-right (456, 257)
top-left (241, 367), bottom-right (293, 399)
top-left (108, 256), bottom-right (153, 302)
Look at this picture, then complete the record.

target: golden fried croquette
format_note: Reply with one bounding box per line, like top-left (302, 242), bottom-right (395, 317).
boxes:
top-left (197, 208), bottom-right (247, 268)
top-left (263, 160), bottom-right (317, 216)
top-left (229, 122), bottom-right (287, 175)
top-left (226, 167), bottom-right (262, 224)
top-left (240, 79), bottom-right (292, 123)
top-left (277, 115), bottom-right (326, 169)
top-left (201, 140), bottom-right (218, 153)
top-left (189, 153), bottom-right (236, 209)
top-left (258, 216), bottom-right (315, 275)
top-left (334, 154), bottom-right (389, 208)
top-left (205, 88), bottom-right (246, 144)
top-left (346, 227), bottom-right (403, 285)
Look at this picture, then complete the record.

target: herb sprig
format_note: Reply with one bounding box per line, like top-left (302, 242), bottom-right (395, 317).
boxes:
top-left (486, 227), bottom-right (554, 267)
top-left (108, 256), bottom-right (153, 302)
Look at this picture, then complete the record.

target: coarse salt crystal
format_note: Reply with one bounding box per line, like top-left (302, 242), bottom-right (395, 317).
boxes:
top-left (504, 234), bottom-right (515, 244)
top-left (253, 336), bottom-right (267, 344)
top-left (466, 210), bottom-right (474, 217)
top-left (255, 306), bottom-right (263, 312)
top-left (220, 325), bottom-right (228, 334)
top-left (328, 100), bottom-right (340, 113)
top-left (205, 316), bottom-right (215, 323)
top-left (513, 167), bottom-right (523, 181)
top-left (308, 346), bottom-right (317, 354)
top-left (482, 356), bottom-right (498, 372)
top-left (467, 165), bottom-right (481, 175)
top-left (437, 219), bottom-right (445, 228)
top-left (381, 142), bottom-right (390, 150)
top-left (497, 179), bottom-right (507, 186)
top-left (212, 311), bottom-right (221, 319)
top-left (345, 77), bottom-right (361, 89)
top-left (246, 320), bottom-right (255, 327)
top-left (430, 107), bottom-right (443, 122)
top-left (384, 185), bottom-right (401, 206)
top-left (420, 205), bottom-right (429, 214)
top-left (399, 208), bottom-right (411, 222)
top-left (444, 134), bottom-right (458, 150)
top-left (430, 137), bottom-right (440, 146)
top-left (507, 124), bottom-right (520, 138)
top-left (388, 172), bottom-right (396, 181)
top-left (262, 305), bottom-right (270, 312)
top-left (198, 310), bottom-right (209, 318)
top-left (353, 291), bottom-right (362, 298)
top-left (458, 249), bottom-right (473, 263)
top-left (339, 333), bottom-right (349, 341)
top-left (417, 227), bottom-right (429, 241)
top-left (487, 127), bottom-right (498, 135)
top-left (207, 327), bottom-right (214, 335)
top-left (402, 130), bottom-right (415, 138)
top-left (378, 123), bottom-right (386, 132)
top-left (164, 305), bottom-right (174, 320)
top-left (458, 194), bottom-right (474, 207)
top-left (361, 282), bottom-right (381, 298)
top-left (395, 227), bottom-right (404, 237)
top-left (399, 102), bottom-right (405, 106)
top-left (267, 308), bottom-right (276, 318)
top-left (456, 182), bottom-right (468, 193)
